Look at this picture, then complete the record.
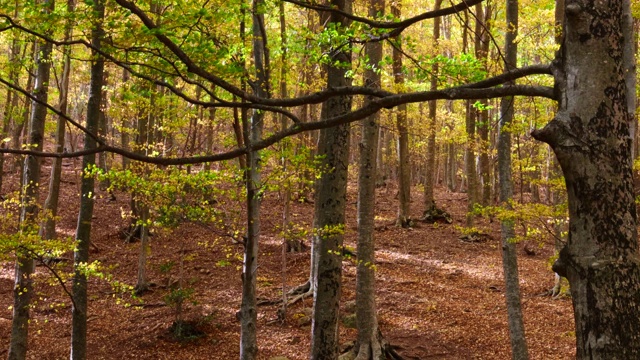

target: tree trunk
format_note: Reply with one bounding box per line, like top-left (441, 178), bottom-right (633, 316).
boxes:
top-left (423, 0), bottom-right (442, 213)
top-left (393, 1), bottom-right (411, 227)
top-left (353, 1), bottom-right (384, 358)
top-left (11, 41), bottom-right (36, 176)
top-left (464, 100), bottom-right (478, 226)
top-left (239, 0), bottom-right (268, 358)
top-left (120, 69), bottom-right (131, 170)
top-left (278, 0), bottom-right (291, 316)
top-left (532, 0), bottom-right (640, 358)
top-left (0, 31), bottom-right (20, 193)
top-left (71, 0), bottom-right (104, 358)
top-left (475, 3), bottom-right (492, 206)
top-left (498, 1), bottom-right (529, 358)
top-left (42, 0), bottom-right (75, 240)
top-left (8, 1), bottom-right (54, 357)
top-left (311, 2), bottom-right (352, 358)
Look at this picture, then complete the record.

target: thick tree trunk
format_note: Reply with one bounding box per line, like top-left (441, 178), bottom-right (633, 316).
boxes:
top-left (532, 0), bottom-right (640, 358)
top-left (498, 1), bottom-right (529, 359)
top-left (310, 3), bottom-right (352, 359)
top-left (42, 0), bottom-right (75, 240)
top-left (8, 1), bottom-right (54, 357)
top-left (71, 0), bottom-right (104, 358)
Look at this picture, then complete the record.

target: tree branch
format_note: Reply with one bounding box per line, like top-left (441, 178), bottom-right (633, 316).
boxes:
top-left (0, 84), bottom-right (554, 165)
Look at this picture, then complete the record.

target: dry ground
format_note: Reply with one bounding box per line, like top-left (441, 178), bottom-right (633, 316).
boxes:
top-left (0, 159), bottom-right (575, 359)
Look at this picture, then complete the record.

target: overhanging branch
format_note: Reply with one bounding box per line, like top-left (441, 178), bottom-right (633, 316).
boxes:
top-left (0, 84), bottom-right (554, 165)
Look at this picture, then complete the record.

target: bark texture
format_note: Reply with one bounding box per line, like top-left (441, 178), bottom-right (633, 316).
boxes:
top-left (423, 0), bottom-right (442, 213)
top-left (354, 1), bottom-right (384, 358)
top-left (311, 2), bottom-right (352, 358)
top-left (42, 0), bottom-right (75, 240)
top-left (239, 1), bottom-right (268, 358)
top-left (532, 0), bottom-right (640, 358)
top-left (71, 0), bottom-right (104, 358)
top-left (498, 1), bottom-right (529, 358)
top-left (8, 1), bottom-right (54, 358)
top-left (392, 1), bottom-right (410, 227)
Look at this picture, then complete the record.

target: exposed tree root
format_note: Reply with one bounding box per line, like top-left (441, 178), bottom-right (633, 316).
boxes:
top-left (288, 280), bottom-right (310, 296)
top-left (395, 216), bottom-right (414, 228)
top-left (257, 281), bottom-right (313, 307)
top-left (340, 330), bottom-right (405, 360)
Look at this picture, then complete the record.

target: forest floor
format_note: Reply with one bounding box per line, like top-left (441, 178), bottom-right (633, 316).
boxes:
top-left (0, 159), bottom-right (575, 359)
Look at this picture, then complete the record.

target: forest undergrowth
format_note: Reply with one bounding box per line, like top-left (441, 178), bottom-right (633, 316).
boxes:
top-left (0, 161), bottom-right (575, 359)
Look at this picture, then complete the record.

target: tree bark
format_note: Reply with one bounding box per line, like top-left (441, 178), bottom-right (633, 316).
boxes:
top-left (464, 100), bottom-right (478, 226)
top-left (393, 1), bottom-right (411, 227)
top-left (0, 27), bottom-right (21, 194)
top-left (354, 1), bottom-right (384, 358)
top-left (239, 0), bottom-right (268, 358)
top-left (71, 0), bottom-right (104, 358)
top-left (532, 0), bottom-right (640, 358)
top-left (311, 2), bottom-right (352, 358)
top-left (423, 0), bottom-right (442, 213)
top-left (498, 1), bottom-right (529, 359)
top-left (42, 0), bottom-right (75, 240)
top-left (8, 1), bottom-right (54, 358)
top-left (475, 3), bottom-right (492, 206)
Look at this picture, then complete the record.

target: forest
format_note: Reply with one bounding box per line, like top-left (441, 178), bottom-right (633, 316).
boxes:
top-left (0, 0), bottom-right (638, 359)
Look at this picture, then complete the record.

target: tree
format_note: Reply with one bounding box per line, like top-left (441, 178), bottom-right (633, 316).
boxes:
top-left (310, 2), bottom-right (353, 358)
top-left (353, 0), bottom-right (385, 358)
top-left (7, 1), bottom-right (54, 359)
top-left (531, 0), bottom-right (640, 357)
top-left (70, 0), bottom-right (104, 358)
top-left (2, 0), bottom-right (638, 358)
top-left (423, 0), bottom-right (442, 214)
top-left (392, 0), bottom-right (411, 228)
top-left (497, 0), bottom-right (529, 358)
top-left (41, 0), bottom-right (75, 240)
top-left (238, 0), bottom-right (269, 358)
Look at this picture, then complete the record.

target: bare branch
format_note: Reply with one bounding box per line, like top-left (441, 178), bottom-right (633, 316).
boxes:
top-left (0, 84), bottom-right (554, 165)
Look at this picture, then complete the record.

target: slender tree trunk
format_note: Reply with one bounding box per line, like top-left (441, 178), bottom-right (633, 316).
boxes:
top-left (393, 1), bottom-right (412, 227)
top-left (8, 1), bottom-right (54, 358)
top-left (464, 100), bottom-right (478, 226)
top-left (278, 0), bottom-right (291, 317)
top-left (11, 41), bottom-right (36, 176)
top-left (532, 0), bottom-right (640, 358)
top-left (0, 31), bottom-right (20, 193)
top-left (498, 1), bottom-right (529, 358)
top-left (311, 2), bottom-right (352, 359)
top-left (423, 0), bottom-right (442, 213)
top-left (42, 0), bottom-right (75, 240)
top-left (354, 1), bottom-right (384, 358)
top-left (70, 0), bottom-right (104, 358)
top-left (476, 3), bottom-right (492, 206)
top-left (119, 69), bottom-right (131, 169)
top-left (239, 0), bottom-right (268, 358)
